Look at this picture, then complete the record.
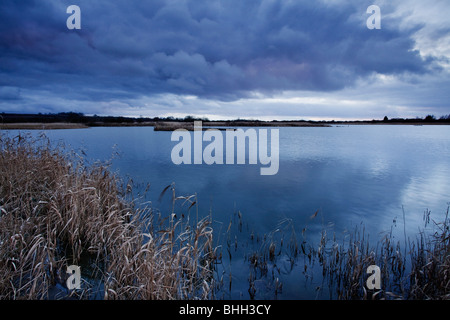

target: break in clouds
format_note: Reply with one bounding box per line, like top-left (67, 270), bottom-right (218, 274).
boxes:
top-left (0, 0), bottom-right (449, 118)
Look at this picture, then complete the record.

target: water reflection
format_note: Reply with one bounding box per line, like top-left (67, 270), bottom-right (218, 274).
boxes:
top-left (5, 125), bottom-right (450, 299)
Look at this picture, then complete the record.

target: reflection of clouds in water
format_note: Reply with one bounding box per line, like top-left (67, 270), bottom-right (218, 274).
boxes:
top-left (366, 155), bottom-right (391, 179)
top-left (6, 125), bottom-right (450, 299)
top-left (399, 164), bottom-right (450, 219)
top-left (403, 168), bottom-right (448, 204)
top-left (368, 162), bottom-right (450, 243)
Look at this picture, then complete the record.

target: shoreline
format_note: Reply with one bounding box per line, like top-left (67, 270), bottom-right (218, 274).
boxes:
top-left (1, 120), bottom-right (449, 130)
top-left (0, 122), bottom-right (89, 130)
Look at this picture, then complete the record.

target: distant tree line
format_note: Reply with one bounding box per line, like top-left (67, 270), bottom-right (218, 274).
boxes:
top-left (1, 112), bottom-right (450, 124)
top-left (380, 114), bottom-right (450, 123)
top-left (0, 112), bottom-right (210, 125)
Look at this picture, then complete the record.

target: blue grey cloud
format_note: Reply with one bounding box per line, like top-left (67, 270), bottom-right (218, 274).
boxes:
top-left (0, 0), bottom-right (448, 117)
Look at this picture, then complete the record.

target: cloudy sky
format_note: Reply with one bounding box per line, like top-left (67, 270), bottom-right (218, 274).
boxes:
top-left (1, 0), bottom-right (449, 120)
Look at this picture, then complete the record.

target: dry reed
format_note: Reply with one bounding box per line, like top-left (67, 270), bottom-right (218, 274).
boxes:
top-left (0, 133), bottom-right (217, 300)
top-left (1, 132), bottom-right (448, 300)
top-left (239, 207), bottom-right (450, 300)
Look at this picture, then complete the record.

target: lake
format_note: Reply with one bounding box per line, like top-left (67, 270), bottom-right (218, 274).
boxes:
top-left (5, 124), bottom-right (450, 299)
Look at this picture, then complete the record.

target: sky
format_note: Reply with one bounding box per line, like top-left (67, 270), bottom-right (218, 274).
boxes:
top-left (1, 0), bottom-right (449, 121)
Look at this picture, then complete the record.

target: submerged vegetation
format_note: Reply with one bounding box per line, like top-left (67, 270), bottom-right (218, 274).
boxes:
top-left (0, 133), bottom-right (449, 300)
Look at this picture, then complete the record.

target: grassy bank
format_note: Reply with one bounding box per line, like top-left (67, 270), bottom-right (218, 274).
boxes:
top-left (0, 123), bottom-right (89, 130)
top-left (0, 133), bottom-right (449, 300)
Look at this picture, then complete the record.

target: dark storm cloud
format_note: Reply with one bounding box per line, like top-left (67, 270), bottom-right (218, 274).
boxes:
top-left (0, 0), bottom-right (440, 109)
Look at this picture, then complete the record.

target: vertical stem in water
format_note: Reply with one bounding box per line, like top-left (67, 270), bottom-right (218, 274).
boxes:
top-left (402, 205), bottom-right (407, 258)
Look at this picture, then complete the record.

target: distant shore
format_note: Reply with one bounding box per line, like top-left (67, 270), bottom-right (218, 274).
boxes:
top-left (0, 121), bottom-right (330, 130)
top-left (1, 112), bottom-right (449, 130)
top-left (152, 120), bottom-right (332, 131)
top-left (2, 120), bottom-right (450, 131)
top-left (0, 122), bottom-right (89, 130)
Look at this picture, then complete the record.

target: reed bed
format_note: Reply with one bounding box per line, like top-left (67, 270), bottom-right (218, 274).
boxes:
top-left (235, 207), bottom-right (450, 300)
top-left (0, 133), bottom-right (217, 299)
top-left (1, 132), bottom-right (449, 300)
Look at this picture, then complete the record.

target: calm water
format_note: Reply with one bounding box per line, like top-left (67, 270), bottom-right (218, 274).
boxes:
top-left (6, 125), bottom-right (450, 299)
